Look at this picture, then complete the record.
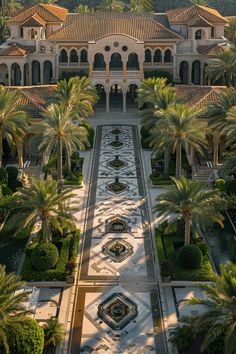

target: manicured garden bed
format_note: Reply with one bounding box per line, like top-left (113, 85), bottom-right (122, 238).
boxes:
top-left (21, 230), bottom-right (80, 282)
top-left (0, 224), bottom-right (31, 272)
top-left (156, 231), bottom-right (214, 281)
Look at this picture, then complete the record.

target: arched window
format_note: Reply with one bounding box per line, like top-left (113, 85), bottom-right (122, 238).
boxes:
top-left (145, 49), bottom-right (152, 63)
top-left (179, 61), bottom-right (189, 84)
top-left (31, 29), bottom-right (37, 39)
top-left (59, 49), bottom-right (68, 63)
top-left (43, 61), bottom-right (53, 84)
top-left (32, 60), bottom-right (40, 85)
top-left (94, 53), bottom-right (105, 70)
top-left (110, 53), bottom-right (123, 70)
top-left (80, 49), bottom-right (88, 63)
top-left (195, 29), bottom-right (202, 40)
top-left (11, 63), bottom-right (21, 86)
top-left (70, 49), bottom-right (78, 63)
top-left (192, 60), bottom-right (201, 85)
top-left (164, 49), bottom-right (173, 63)
top-left (154, 49), bottom-right (162, 63)
top-left (127, 53), bottom-right (139, 70)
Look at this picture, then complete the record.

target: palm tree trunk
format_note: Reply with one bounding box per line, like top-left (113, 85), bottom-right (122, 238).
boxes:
top-left (67, 154), bottom-right (72, 177)
top-left (57, 138), bottom-right (63, 182)
top-left (175, 139), bottom-right (182, 178)
top-left (164, 148), bottom-right (170, 177)
top-left (184, 217), bottom-right (191, 245)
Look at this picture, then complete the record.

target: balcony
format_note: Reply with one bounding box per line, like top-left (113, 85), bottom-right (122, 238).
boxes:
top-left (92, 70), bottom-right (141, 80)
top-left (144, 62), bottom-right (173, 69)
top-left (59, 62), bottom-right (89, 69)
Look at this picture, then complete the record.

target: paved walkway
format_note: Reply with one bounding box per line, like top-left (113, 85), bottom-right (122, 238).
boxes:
top-left (69, 123), bottom-right (167, 354)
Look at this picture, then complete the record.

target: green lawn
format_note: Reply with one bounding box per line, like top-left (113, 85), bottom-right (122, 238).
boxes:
top-left (0, 224), bottom-right (30, 272)
top-left (156, 231), bottom-right (214, 281)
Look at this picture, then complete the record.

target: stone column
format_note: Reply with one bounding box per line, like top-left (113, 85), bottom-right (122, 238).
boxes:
top-left (140, 62), bottom-right (144, 79)
top-left (105, 61), bottom-right (110, 79)
top-left (213, 131), bottom-right (220, 168)
top-left (188, 62), bottom-right (192, 84)
top-left (122, 90), bottom-right (127, 113)
top-left (106, 91), bottom-right (110, 113)
top-left (200, 64), bottom-right (204, 85)
top-left (20, 65), bottom-right (24, 86)
top-left (89, 63), bottom-right (93, 78)
top-left (122, 61), bottom-right (126, 80)
top-left (7, 64), bottom-right (11, 86)
top-left (29, 62), bottom-right (32, 85)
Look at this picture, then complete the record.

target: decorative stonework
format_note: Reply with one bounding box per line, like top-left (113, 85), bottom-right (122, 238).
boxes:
top-left (102, 238), bottom-right (134, 262)
top-left (106, 176), bottom-right (128, 194)
top-left (107, 155), bottom-right (127, 170)
top-left (105, 217), bottom-right (129, 233)
top-left (97, 293), bottom-right (138, 330)
top-left (109, 135), bottom-right (125, 149)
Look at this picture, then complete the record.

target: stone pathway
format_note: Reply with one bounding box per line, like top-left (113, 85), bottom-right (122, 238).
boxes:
top-left (69, 125), bottom-right (167, 354)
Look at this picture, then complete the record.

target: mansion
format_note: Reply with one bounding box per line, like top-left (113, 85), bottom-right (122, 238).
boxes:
top-left (0, 3), bottom-right (230, 112)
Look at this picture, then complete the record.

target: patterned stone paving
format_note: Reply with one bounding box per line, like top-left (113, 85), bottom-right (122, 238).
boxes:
top-left (70, 125), bottom-right (166, 354)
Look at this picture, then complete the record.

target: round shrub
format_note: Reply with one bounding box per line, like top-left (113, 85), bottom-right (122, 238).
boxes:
top-left (31, 242), bottom-right (59, 271)
top-left (0, 317), bottom-right (44, 354)
top-left (215, 178), bottom-right (226, 192)
top-left (196, 242), bottom-right (210, 256)
top-left (0, 168), bottom-right (8, 185)
top-left (178, 245), bottom-right (203, 270)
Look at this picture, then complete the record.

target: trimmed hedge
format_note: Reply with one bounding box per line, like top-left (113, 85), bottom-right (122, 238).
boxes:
top-left (31, 242), bottom-right (59, 271)
top-left (21, 230), bottom-right (80, 281)
top-left (0, 318), bottom-right (44, 354)
top-left (178, 245), bottom-right (203, 270)
top-left (0, 168), bottom-right (8, 185)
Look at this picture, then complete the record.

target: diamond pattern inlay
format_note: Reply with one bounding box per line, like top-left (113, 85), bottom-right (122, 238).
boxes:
top-left (102, 238), bottom-right (134, 262)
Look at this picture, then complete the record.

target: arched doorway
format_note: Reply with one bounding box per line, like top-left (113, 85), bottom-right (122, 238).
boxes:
top-left (195, 29), bottom-right (203, 40)
top-left (109, 84), bottom-right (123, 111)
top-left (127, 53), bottom-right (139, 70)
top-left (43, 61), bottom-right (53, 84)
top-left (32, 60), bottom-right (40, 85)
top-left (179, 61), bottom-right (189, 84)
top-left (95, 84), bottom-right (106, 109)
top-left (11, 63), bottom-right (21, 85)
top-left (0, 64), bottom-right (8, 85)
top-left (192, 60), bottom-right (201, 85)
top-left (110, 53), bottom-right (122, 71)
top-left (126, 84), bottom-right (138, 109)
top-left (94, 53), bottom-right (105, 70)
top-left (145, 49), bottom-right (152, 63)
top-left (24, 63), bottom-right (29, 85)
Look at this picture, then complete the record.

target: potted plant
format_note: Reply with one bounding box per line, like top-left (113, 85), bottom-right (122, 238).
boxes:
top-left (160, 259), bottom-right (172, 282)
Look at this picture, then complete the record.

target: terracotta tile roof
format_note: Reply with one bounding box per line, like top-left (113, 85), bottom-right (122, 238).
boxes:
top-left (49, 12), bottom-right (183, 41)
top-left (226, 16), bottom-right (236, 22)
top-left (6, 85), bottom-right (57, 118)
top-left (175, 85), bottom-right (227, 110)
top-left (188, 14), bottom-right (213, 27)
top-left (197, 42), bottom-right (229, 57)
top-left (166, 5), bottom-right (228, 24)
top-left (7, 4), bottom-right (67, 24)
top-left (21, 13), bottom-right (46, 27)
top-left (0, 43), bottom-right (35, 57)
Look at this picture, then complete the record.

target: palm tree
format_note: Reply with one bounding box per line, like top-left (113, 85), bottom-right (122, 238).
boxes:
top-left (149, 103), bottom-right (207, 178)
top-left (0, 265), bottom-right (31, 354)
top-left (74, 4), bottom-right (94, 13)
top-left (35, 103), bottom-right (89, 181)
top-left (53, 77), bottom-right (98, 121)
top-left (219, 152), bottom-right (236, 177)
top-left (154, 176), bottom-right (223, 245)
top-left (137, 77), bottom-right (172, 109)
top-left (98, 0), bottom-right (125, 12)
top-left (43, 317), bottom-right (65, 349)
top-left (127, 0), bottom-right (153, 12)
top-left (187, 262), bottom-right (236, 353)
top-left (0, 86), bottom-right (29, 168)
top-left (225, 20), bottom-right (236, 46)
top-left (206, 49), bottom-right (236, 87)
top-left (12, 177), bottom-right (77, 242)
top-left (0, 16), bottom-right (10, 43)
top-left (224, 105), bottom-right (236, 149)
top-left (2, 0), bottom-right (22, 16)
top-left (187, 0), bottom-right (210, 5)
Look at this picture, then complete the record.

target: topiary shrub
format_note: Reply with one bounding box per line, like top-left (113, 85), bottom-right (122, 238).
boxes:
top-left (0, 168), bottom-right (8, 185)
top-left (196, 242), bottom-right (210, 256)
top-left (31, 242), bottom-right (59, 271)
top-left (215, 178), bottom-right (226, 192)
top-left (177, 245), bottom-right (203, 270)
top-left (0, 317), bottom-right (44, 354)
top-left (6, 166), bottom-right (18, 180)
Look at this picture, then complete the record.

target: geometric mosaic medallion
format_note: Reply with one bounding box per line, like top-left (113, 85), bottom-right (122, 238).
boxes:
top-left (106, 177), bottom-right (128, 194)
top-left (97, 293), bottom-right (138, 330)
top-left (102, 238), bottom-right (134, 262)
